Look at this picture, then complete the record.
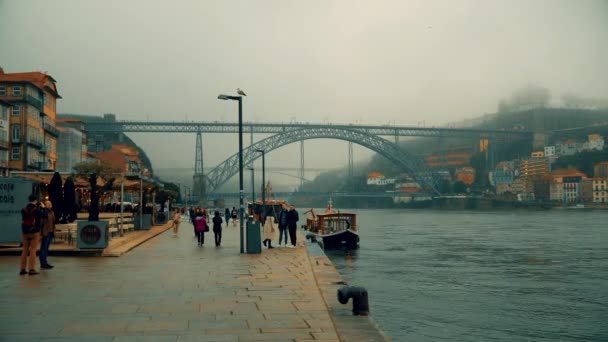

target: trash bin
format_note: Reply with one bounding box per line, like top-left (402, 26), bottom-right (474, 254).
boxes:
top-left (246, 218), bottom-right (262, 254)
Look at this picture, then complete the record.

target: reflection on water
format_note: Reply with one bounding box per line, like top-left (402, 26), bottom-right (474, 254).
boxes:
top-left (324, 209), bottom-right (608, 342)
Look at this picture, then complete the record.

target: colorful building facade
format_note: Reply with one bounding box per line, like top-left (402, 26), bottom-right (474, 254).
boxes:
top-left (593, 179), bottom-right (607, 203)
top-left (0, 67), bottom-right (61, 172)
top-left (0, 100), bottom-right (10, 176)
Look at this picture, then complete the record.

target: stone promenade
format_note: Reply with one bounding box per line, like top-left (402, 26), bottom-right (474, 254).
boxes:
top-left (0, 224), bottom-right (343, 341)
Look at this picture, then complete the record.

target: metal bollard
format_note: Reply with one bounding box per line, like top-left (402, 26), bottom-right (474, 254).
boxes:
top-left (337, 286), bottom-right (369, 316)
top-left (305, 233), bottom-right (317, 242)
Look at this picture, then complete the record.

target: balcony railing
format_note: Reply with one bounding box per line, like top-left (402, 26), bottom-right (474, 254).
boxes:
top-left (0, 140), bottom-right (8, 149)
top-left (26, 94), bottom-right (43, 111)
top-left (26, 137), bottom-right (43, 148)
top-left (0, 160), bottom-right (7, 168)
top-left (27, 161), bottom-right (42, 170)
top-left (43, 122), bottom-right (60, 137)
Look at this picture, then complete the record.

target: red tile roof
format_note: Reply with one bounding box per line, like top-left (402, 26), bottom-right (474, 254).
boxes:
top-left (0, 68), bottom-right (61, 98)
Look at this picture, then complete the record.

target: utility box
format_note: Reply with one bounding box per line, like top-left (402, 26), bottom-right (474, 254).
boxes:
top-left (77, 221), bottom-right (109, 249)
top-left (155, 211), bottom-right (169, 225)
top-left (134, 214), bottom-right (152, 230)
top-left (246, 218), bottom-right (261, 254)
top-left (0, 178), bottom-right (34, 243)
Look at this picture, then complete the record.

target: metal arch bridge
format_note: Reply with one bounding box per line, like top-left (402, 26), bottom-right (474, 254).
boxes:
top-left (209, 191), bottom-right (435, 200)
top-left (86, 120), bottom-right (533, 138)
top-left (205, 127), bottom-right (443, 195)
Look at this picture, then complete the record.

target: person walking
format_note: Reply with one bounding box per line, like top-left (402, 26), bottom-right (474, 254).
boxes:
top-left (189, 207), bottom-right (196, 238)
top-left (20, 194), bottom-right (42, 275)
top-left (277, 204), bottom-right (289, 247)
top-left (286, 204), bottom-right (299, 248)
top-left (172, 208), bottom-right (182, 237)
top-left (193, 210), bottom-right (206, 246)
top-left (224, 208), bottom-right (230, 225)
top-left (39, 200), bottom-right (56, 269)
top-left (262, 209), bottom-right (276, 249)
top-left (231, 206), bottom-right (238, 227)
top-left (212, 210), bottom-right (223, 247)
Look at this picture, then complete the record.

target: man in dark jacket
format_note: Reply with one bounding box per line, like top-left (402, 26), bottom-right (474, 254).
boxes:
top-left (277, 204), bottom-right (289, 247)
top-left (286, 204), bottom-right (299, 248)
top-left (20, 194), bottom-right (43, 275)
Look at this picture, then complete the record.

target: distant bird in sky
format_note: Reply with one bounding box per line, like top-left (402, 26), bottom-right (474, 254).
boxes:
top-left (237, 88), bottom-right (247, 96)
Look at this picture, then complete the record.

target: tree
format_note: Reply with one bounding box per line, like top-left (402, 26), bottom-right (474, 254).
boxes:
top-left (498, 85), bottom-right (551, 113)
top-left (48, 172), bottom-right (63, 224)
top-left (509, 84), bottom-right (551, 110)
top-left (88, 174), bottom-right (100, 221)
top-left (156, 182), bottom-right (179, 211)
top-left (62, 177), bottom-right (77, 223)
top-left (73, 161), bottom-right (121, 181)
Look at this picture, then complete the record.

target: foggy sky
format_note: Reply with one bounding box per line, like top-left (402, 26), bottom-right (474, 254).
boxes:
top-left (1, 0), bottom-right (607, 188)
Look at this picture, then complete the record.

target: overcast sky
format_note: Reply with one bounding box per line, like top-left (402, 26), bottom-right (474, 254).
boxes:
top-left (1, 0), bottom-right (607, 187)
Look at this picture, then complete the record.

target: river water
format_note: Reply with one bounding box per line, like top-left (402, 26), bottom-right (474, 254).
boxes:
top-left (323, 209), bottom-right (608, 341)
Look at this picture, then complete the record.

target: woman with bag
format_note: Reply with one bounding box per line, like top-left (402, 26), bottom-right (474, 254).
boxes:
top-left (193, 209), bottom-right (206, 246)
top-left (262, 209), bottom-right (276, 249)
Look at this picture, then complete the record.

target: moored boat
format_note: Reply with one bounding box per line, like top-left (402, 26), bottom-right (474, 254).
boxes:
top-left (303, 199), bottom-right (359, 249)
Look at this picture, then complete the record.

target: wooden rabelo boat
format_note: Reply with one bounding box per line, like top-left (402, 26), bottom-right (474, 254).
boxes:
top-left (303, 200), bottom-right (359, 249)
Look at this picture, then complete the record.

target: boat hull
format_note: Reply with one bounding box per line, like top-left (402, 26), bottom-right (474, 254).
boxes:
top-left (318, 230), bottom-right (359, 250)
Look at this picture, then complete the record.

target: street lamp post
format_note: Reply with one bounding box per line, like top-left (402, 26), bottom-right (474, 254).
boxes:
top-left (255, 149), bottom-right (265, 213)
top-left (139, 171), bottom-right (143, 230)
top-left (218, 93), bottom-right (245, 253)
top-left (247, 166), bottom-right (255, 205)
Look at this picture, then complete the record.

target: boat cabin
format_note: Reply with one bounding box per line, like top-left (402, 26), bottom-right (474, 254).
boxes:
top-left (306, 212), bottom-right (357, 235)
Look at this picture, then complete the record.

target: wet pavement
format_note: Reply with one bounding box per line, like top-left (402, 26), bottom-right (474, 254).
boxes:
top-left (0, 223), bottom-right (340, 341)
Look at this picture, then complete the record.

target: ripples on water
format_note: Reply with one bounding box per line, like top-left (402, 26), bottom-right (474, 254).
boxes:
top-left (324, 209), bottom-right (608, 341)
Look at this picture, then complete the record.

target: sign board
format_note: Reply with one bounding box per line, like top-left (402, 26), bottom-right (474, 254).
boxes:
top-left (0, 178), bottom-right (34, 243)
top-left (77, 221), bottom-right (109, 249)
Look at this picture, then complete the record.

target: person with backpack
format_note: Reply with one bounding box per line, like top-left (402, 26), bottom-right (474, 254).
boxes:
top-left (20, 194), bottom-right (42, 275)
top-left (39, 200), bottom-right (56, 269)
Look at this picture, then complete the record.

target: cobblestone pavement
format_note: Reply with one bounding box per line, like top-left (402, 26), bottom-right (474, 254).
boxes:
top-left (0, 224), bottom-right (340, 342)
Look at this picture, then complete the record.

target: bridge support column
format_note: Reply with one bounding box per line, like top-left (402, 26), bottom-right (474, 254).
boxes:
top-left (299, 140), bottom-right (305, 190)
top-left (193, 131), bottom-right (206, 205)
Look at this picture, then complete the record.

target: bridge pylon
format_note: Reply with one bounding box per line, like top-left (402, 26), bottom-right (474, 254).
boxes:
top-left (193, 131), bottom-right (207, 205)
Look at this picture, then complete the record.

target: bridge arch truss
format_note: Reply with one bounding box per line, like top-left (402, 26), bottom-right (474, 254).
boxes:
top-left (206, 127), bottom-right (442, 195)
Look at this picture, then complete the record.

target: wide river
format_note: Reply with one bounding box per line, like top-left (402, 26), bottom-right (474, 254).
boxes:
top-left (323, 209), bottom-right (608, 341)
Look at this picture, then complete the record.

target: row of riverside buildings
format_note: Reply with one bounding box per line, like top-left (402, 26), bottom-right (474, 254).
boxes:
top-left (366, 135), bottom-right (608, 206)
top-left (490, 134), bottom-right (607, 205)
top-left (0, 67), bottom-right (146, 177)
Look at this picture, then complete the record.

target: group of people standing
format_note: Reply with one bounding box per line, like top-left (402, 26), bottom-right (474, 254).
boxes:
top-left (261, 203), bottom-right (299, 248)
top-left (170, 207), bottom-right (223, 247)
top-left (19, 194), bottom-right (56, 275)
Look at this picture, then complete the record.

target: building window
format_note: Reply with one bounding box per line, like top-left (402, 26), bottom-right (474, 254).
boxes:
top-left (0, 86), bottom-right (6, 96)
top-left (11, 125), bottom-right (20, 141)
top-left (12, 104), bottom-right (21, 116)
top-left (12, 86), bottom-right (22, 96)
top-left (11, 147), bottom-right (20, 160)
